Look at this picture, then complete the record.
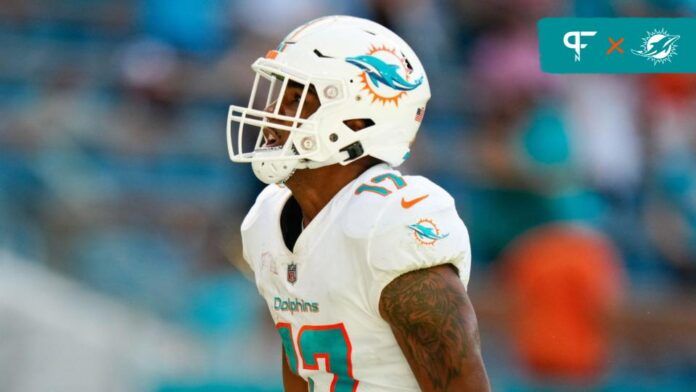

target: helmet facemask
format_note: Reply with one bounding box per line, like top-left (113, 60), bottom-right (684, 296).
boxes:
top-left (227, 60), bottom-right (336, 184)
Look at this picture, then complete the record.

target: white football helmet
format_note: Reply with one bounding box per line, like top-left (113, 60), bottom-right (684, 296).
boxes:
top-left (227, 15), bottom-right (431, 184)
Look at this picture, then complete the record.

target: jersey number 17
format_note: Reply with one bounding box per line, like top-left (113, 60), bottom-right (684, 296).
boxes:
top-left (277, 322), bottom-right (359, 392)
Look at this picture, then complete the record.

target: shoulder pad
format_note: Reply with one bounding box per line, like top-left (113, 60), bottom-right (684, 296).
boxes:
top-left (341, 174), bottom-right (455, 239)
top-left (241, 184), bottom-right (289, 232)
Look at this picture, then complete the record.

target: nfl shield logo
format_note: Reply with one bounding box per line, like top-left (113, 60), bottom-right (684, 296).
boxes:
top-left (287, 263), bottom-right (297, 284)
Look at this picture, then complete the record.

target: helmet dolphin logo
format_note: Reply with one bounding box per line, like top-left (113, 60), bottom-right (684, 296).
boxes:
top-left (346, 55), bottom-right (423, 91)
top-left (632, 34), bottom-right (680, 59)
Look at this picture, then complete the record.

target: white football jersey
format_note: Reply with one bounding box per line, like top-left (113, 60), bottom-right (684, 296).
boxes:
top-left (241, 163), bottom-right (471, 391)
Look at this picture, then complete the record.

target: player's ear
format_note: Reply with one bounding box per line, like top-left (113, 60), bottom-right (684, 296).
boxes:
top-left (343, 118), bottom-right (375, 132)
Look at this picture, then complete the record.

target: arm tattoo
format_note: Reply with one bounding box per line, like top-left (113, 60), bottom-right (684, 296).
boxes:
top-left (379, 264), bottom-right (489, 392)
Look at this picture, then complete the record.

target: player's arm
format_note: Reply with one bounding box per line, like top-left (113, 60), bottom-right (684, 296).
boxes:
top-left (282, 349), bottom-right (308, 391)
top-left (379, 264), bottom-right (491, 392)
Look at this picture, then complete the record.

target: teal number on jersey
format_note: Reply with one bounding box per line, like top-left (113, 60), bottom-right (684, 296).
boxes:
top-left (277, 323), bottom-right (299, 373)
top-left (355, 184), bottom-right (391, 196)
top-left (372, 173), bottom-right (407, 189)
top-left (299, 324), bottom-right (358, 392)
top-left (355, 173), bottom-right (407, 197)
top-left (276, 322), bottom-right (359, 392)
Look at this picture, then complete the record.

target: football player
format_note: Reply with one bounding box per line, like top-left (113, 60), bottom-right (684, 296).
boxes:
top-left (227, 15), bottom-right (490, 392)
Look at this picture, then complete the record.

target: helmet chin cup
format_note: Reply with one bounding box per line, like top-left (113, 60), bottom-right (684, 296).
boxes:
top-left (251, 147), bottom-right (301, 184)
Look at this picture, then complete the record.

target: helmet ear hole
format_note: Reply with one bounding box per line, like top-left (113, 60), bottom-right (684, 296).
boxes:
top-left (342, 118), bottom-right (375, 132)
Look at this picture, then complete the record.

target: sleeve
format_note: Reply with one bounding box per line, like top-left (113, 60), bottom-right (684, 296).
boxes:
top-left (365, 192), bottom-right (472, 314)
top-left (240, 184), bottom-right (285, 274)
top-left (241, 234), bottom-right (253, 273)
top-left (240, 200), bottom-right (261, 275)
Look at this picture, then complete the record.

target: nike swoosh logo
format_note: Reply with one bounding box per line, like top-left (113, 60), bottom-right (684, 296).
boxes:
top-left (401, 194), bottom-right (429, 209)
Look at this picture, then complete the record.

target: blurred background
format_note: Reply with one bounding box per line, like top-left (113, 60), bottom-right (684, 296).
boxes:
top-left (1, 0), bottom-right (695, 391)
